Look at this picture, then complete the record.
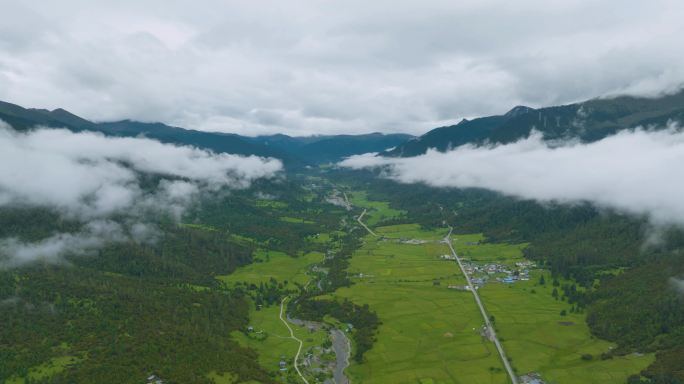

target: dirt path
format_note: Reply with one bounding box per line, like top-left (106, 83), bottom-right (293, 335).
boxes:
top-left (279, 297), bottom-right (310, 384)
top-left (356, 209), bottom-right (378, 237)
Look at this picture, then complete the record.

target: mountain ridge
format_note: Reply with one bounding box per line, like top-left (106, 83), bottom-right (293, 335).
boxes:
top-left (385, 90), bottom-right (684, 157)
top-left (0, 100), bottom-right (413, 165)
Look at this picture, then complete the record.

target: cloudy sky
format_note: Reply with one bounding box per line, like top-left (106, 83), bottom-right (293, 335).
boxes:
top-left (1, 0), bottom-right (683, 136)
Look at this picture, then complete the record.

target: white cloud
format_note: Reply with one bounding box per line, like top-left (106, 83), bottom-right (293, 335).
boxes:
top-left (0, 125), bottom-right (282, 218)
top-left (0, 123), bottom-right (282, 267)
top-left (341, 125), bottom-right (684, 226)
top-left (670, 277), bottom-right (684, 297)
top-left (0, 220), bottom-right (125, 268)
top-left (0, 1), bottom-right (683, 136)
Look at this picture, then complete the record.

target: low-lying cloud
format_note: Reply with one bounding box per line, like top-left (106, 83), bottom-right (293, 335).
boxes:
top-left (341, 125), bottom-right (684, 227)
top-left (0, 122), bottom-right (282, 267)
top-left (1, 220), bottom-right (128, 268)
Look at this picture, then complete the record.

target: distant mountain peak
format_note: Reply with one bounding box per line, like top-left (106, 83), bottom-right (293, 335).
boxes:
top-left (505, 105), bottom-right (534, 117)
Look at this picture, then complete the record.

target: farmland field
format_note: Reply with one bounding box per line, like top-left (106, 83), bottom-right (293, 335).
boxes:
top-left (230, 302), bottom-right (331, 383)
top-left (217, 250), bottom-right (323, 287)
top-left (332, 226), bottom-right (509, 384)
top-left (347, 191), bottom-right (406, 226)
top-left (452, 234), bottom-right (655, 383)
top-left (217, 246), bottom-right (333, 382)
top-left (478, 270), bottom-right (654, 383)
top-left (337, 191), bottom-right (655, 384)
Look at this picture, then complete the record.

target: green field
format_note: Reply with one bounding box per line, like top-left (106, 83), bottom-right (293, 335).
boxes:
top-left (376, 223), bottom-right (449, 240)
top-left (451, 234), bottom-right (528, 267)
top-left (230, 302), bottom-right (331, 383)
top-left (479, 271), bottom-right (654, 383)
top-left (348, 191), bottom-right (405, 226)
top-left (217, 250), bottom-right (323, 287)
top-left (217, 246), bottom-right (334, 382)
top-left (255, 199), bottom-right (289, 209)
top-left (330, 215), bottom-right (654, 384)
top-left (451, 234), bottom-right (654, 383)
top-left (6, 355), bottom-right (82, 384)
top-left (279, 216), bottom-right (316, 224)
top-left (332, 226), bottom-right (508, 384)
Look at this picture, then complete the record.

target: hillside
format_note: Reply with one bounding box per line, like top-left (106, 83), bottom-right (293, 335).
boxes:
top-left (385, 90), bottom-right (684, 157)
top-left (248, 132), bottom-right (414, 163)
top-left (0, 100), bottom-right (412, 165)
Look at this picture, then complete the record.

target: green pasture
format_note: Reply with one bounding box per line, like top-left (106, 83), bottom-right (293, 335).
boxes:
top-left (479, 271), bottom-right (654, 383)
top-left (181, 223), bottom-right (220, 232)
top-left (255, 199), bottom-right (288, 209)
top-left (451, 234), bottom-right (528, 268)
top-left (279, 216), bottom-right (316, 224)
top-left (307, 231), bottom-right (345, 245)
top-left (218, 246), bottom-right (332, 382)
top-left (333, 228), bottom-right (508, 384)
top-left (348, 191), bottom-right (405, 226)
top-left (230, 302), bottom-right (329, 382)
top-left (376, 223), bottom-right (449, 240)
top-left (217, 250), bottom-right (323, 287)
top-left (6, 355), bottom-right (82, 384)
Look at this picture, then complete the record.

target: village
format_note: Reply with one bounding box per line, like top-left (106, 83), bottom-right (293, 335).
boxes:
top-left (441, 252), bottom-right (536, 290)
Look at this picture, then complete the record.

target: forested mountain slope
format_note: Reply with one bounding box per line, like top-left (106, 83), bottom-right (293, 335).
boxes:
top-left (0, 100), bottom-right (412, 165)
top-left (385, 90), bottom-right (684, 157)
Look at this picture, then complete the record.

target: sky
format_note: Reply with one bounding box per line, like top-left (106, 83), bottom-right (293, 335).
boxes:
top-left (1, 0), bottom-right (683, 136)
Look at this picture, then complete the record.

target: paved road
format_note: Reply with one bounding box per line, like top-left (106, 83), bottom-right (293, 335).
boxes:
top-left (444, 227), bottom-right (518, 384)
top-left (279, 297), bottom-right (310, 384)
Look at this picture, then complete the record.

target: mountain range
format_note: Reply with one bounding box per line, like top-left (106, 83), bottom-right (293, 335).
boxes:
top-left (385, 89), bottom-right (684, 157)
top-left (2, 88), bottom-right (684, 164)
top-left (0, 100), bottom-right (412, 166)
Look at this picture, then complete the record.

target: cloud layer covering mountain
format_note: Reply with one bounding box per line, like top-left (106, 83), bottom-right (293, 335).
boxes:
top-left (1, 0), bottom-right (683, 136)
top-left (341, 126), bottom-right (684, 227)
top-left (0, 121), bottom-right (282, 266)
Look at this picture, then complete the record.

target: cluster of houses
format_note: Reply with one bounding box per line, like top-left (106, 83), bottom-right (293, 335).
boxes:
top-left (519, 372), bottom-right (546, 384)
top-left (400, 238), bottom-right (429, 245)
top-left (444, 259), bottom-right (536, 288)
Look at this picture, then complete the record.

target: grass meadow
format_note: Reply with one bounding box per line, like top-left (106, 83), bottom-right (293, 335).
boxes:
top-left (478, 270), bottom-right (654, 383)
top-left (332, 227), bottom-right (509, 384)
top-left (216, 246), bottom-right (331, 382)
top-left (452, 234), bottom-right (654, 383)
top-left (348, 191), bottom-right (406, 226)
top-left (217, 250), bottom-right (324, 287)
